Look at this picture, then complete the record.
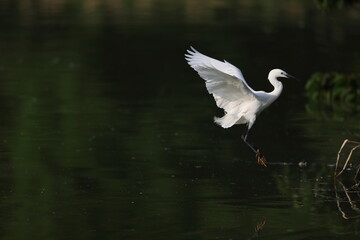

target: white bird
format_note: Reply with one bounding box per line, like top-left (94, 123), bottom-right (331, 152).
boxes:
top-left (185, 47), bottom-right (296, 166)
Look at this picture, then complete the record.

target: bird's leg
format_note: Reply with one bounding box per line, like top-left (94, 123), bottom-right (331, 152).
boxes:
top-left (241, 126), bottom-right (267, 167)
top-left (241, 126), bottom-right (250, 142)
top-left (241, 126), bottom-right (257, 153)
top-left (242, 136), bottom-right (257, 154)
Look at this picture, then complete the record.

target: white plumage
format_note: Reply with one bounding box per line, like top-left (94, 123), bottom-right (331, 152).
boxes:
top-left (185, 47), bottom-right (296, 166)
top-left (185, 47), bottom-right (291, 131)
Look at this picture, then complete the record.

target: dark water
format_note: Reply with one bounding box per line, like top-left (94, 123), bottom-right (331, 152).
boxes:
top-left (0, 0), bottom-right (359, 239)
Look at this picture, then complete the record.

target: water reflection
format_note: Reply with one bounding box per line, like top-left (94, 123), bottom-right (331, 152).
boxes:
top-left (335, 180), bottom-right (360, 220)
top-left (270, 165), bottom-right (360, 238)
top-left (246, 220), bottom-right (266, 240)
top-left (0, 0), bottom-right (359, 239)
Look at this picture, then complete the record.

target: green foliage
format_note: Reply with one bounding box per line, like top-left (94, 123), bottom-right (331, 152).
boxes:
top-left (306, 72), bottom-right (359, 104)
top-left (305, 72), bottom-right (360, 120)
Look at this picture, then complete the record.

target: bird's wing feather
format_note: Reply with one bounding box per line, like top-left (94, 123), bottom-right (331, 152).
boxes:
top-left (185, 47), bottom-right (246, 81)
top-left (185, 47), bottom-right (257, 102)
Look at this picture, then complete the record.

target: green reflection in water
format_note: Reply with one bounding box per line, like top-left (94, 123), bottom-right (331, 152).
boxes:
top-left (0, 0), bottom-right (359, 239)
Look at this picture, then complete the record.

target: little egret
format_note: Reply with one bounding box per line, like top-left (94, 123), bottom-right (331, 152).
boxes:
top-left (185, 47), bottom-right (296, 167)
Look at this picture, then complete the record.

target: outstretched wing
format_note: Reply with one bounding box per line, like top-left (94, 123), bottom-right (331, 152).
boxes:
top-left (185, 47), bottom-right (257, 103)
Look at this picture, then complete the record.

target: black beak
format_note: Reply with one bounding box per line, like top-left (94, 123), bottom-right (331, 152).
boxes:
top-left (285, 73), bottom-right (300, 81)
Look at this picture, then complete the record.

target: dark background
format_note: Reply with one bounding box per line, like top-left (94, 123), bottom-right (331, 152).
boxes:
top-left (0, 0), bottom-right (359, 239)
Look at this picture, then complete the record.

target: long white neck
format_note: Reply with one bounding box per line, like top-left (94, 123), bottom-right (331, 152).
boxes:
top-left (268, 75), bottom-right (283, 98)
top-left (262, 74), bottom-right (283, 109)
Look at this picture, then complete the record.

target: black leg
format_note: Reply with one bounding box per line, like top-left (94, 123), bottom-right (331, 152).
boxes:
top-left (241, 126), bottom-right (257, 154)
top-left (241, 125), bottom-right (250, 141)
top-left (241, 125), bottom-right (267, 167)
top-left (243, 137), bottom-right (258, 154)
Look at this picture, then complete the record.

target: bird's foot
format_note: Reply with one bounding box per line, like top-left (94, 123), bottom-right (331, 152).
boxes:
top-left (256, 150), bottom-right (267, 167)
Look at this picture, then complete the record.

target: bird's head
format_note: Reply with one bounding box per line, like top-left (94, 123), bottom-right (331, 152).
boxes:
top-left (269, 69), bottom-right (298, 80)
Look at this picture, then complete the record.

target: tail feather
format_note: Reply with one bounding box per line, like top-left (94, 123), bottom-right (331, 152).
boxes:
top-left (214, 114), bottom-right (239, 128)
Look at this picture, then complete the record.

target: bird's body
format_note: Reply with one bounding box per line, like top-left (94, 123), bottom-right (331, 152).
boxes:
top-left (185, 47), bottom-right (296, 166)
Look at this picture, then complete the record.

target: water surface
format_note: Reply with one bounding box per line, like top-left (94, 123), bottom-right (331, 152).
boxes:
top-left (0, 0), bottom-right (360, 239)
